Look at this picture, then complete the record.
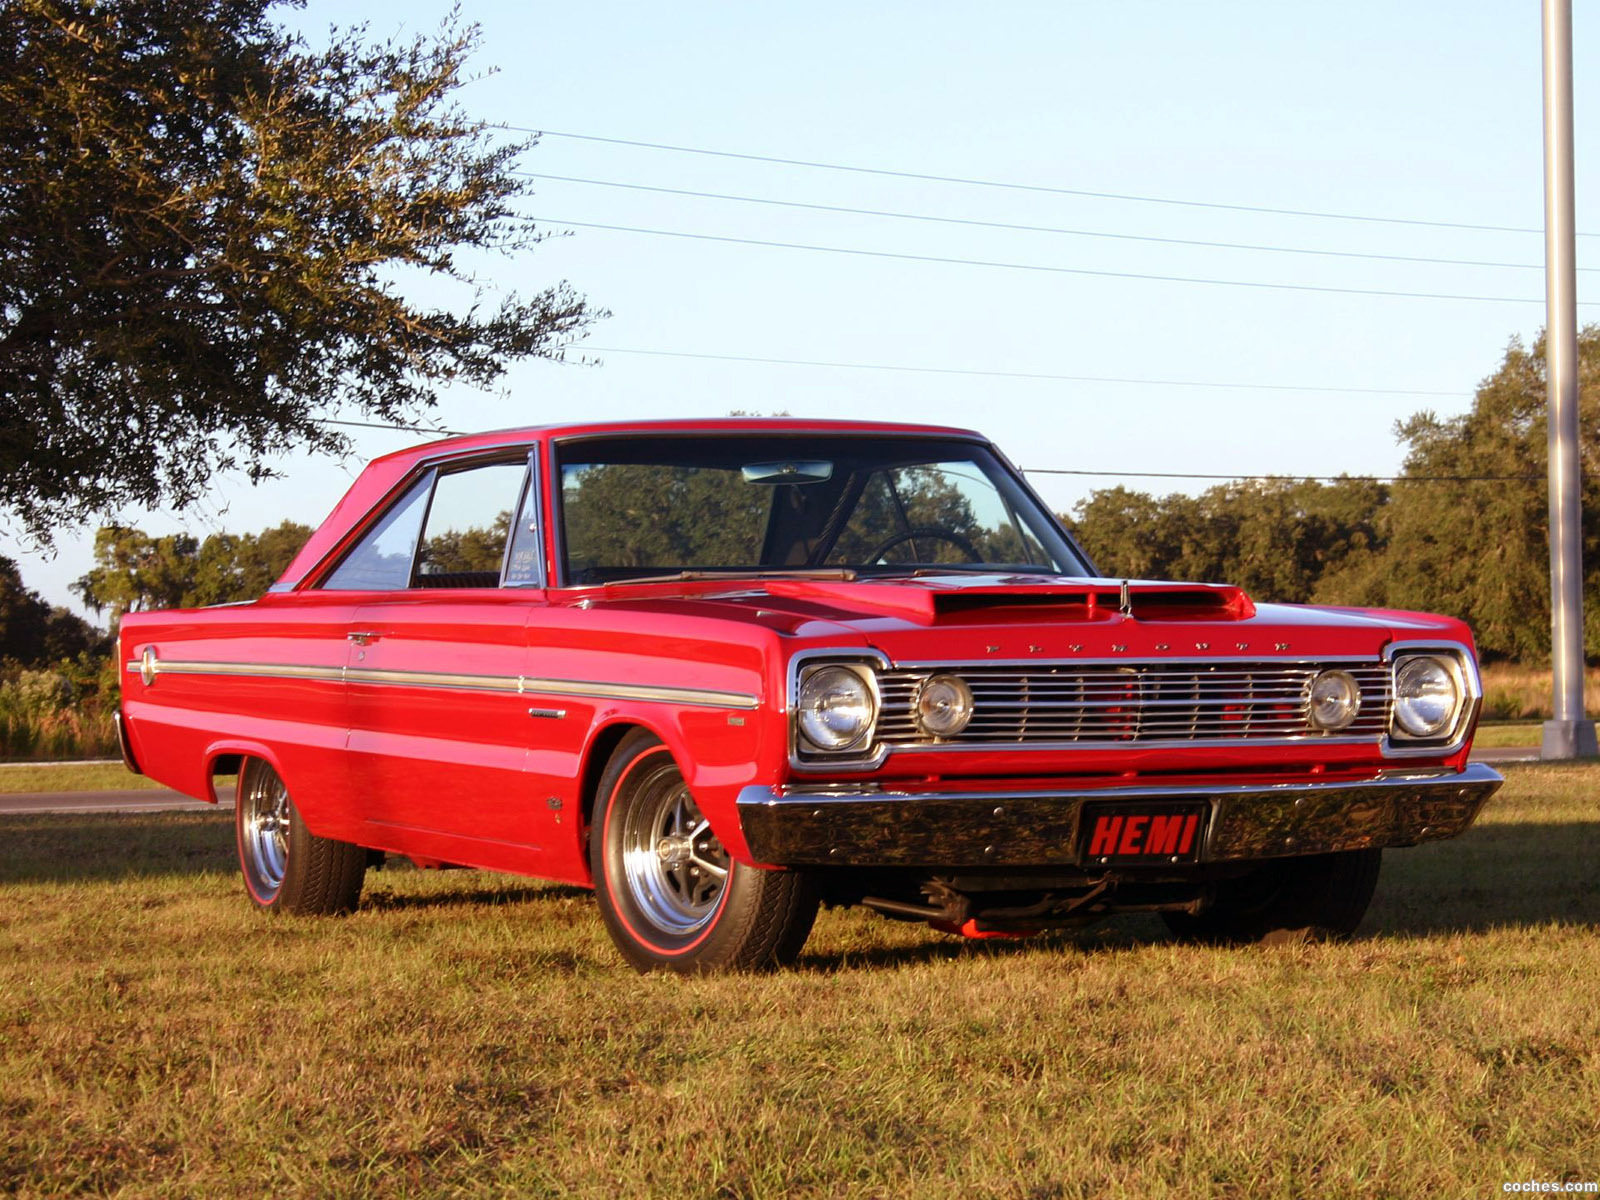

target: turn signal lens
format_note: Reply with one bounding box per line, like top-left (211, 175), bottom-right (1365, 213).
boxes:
top-left (1307, 669), bottom-right (1361, 731)
top-left (797, 666), bottom-right (876, 751)
top-left (1392, 655), bottom-right (1461, 738)
top-left (915, 674), bottom-right (975, 738)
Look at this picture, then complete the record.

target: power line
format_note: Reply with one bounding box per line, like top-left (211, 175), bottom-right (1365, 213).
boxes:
top-left (317, 414), bottom-right (1537, 486)
top-left (517, 171), bottom-right (1591, 274)
top-left (531, 216), bottom-right (1588, 306)
top-left (576, 345), bottom-right (1465, 399)
top-left (1023, 467), bottom-right (1541, 483)
top-left (321, 417), bottom-right (465, 436)
top-left (511, 125), bottom-right (1593, 239)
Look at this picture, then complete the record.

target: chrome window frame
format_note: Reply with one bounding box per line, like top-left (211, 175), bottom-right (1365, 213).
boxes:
top-left (308, 446), bottom-right (539, 592)
top-left (546, 430), bottom-right (1096, 589)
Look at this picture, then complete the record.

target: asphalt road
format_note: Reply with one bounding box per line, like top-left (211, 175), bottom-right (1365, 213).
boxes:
top-left (0, 747), bottom-right (1541, 815)
top-left (0, 789), bottom-right (231, 815)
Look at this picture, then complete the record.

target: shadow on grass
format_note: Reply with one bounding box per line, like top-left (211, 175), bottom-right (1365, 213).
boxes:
top-left (797, 922), bottom-right (1159, 972)
top-left (5, 811), bottom-right (1597, 946)
top-left (360, 879), bottom-right (590, 912)
top-left (1369, 819), bottom-right (1600, 936)
top-left (0, 811), bottom-right (237, 885)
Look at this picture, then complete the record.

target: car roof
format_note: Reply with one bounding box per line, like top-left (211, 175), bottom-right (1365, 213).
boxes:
top-left (277, 417), bottom-right (991, 591)
top-left (362, 416), bottom-right (987, 468)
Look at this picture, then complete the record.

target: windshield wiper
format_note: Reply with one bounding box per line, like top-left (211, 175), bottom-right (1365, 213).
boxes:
top-left (854, 564), bottom-right (1062, 577)
top-left (600, 568), bottom-right (858, 586)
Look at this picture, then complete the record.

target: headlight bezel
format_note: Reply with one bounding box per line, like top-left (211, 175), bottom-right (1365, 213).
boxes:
top-left (789, 654), bottom-right (885, 766)
top-left (1384, 644), bottom-right (1479, 752)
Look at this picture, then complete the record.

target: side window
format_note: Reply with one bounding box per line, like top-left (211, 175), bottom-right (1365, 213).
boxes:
top-left (414, 461), bottom-right (529, 587)
top-left (320, 458), bottom-right (532, 591)
top-left (503, 458), bottom-right (545, 586)
top-left (321, 474), bottom-right (433, 591)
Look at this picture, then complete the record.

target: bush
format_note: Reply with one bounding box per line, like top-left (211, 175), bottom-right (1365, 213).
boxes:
top-left (0, 662), bottom-right (117, 761)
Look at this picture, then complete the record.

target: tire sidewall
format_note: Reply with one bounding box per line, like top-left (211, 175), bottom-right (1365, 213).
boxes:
top-left (591, 732), bottom-right (742, 970)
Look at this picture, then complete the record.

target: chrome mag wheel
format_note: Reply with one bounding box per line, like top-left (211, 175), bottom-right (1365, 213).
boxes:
top-left (617, 759), bottom-right (730, 936)
top-left (240, 762), bottom-right (292, 897)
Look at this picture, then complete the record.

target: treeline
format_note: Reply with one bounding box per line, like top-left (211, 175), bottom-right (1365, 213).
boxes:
top-left (1065, 327), bottom-right (1600, 664)
top-left (0, 558), bottom-right (112, 758)
top-left (0, 522), bottom-right (311, 759)
top-left (73, 521), bottom-right (313, 618)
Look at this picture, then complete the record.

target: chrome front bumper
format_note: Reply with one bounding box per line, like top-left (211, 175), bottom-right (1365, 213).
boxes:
top-left (736, 763), bottom-right (1503, 868)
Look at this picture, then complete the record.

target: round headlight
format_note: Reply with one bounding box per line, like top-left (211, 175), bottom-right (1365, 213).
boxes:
top-left (797, 666), bottom-right (876, 751)
top-left (1307, 669), bottom-right (1361, 731)
top-left (915, 674), bottom-right (974, 738)
top-left (1392, 656), bottom-right (1461, 738)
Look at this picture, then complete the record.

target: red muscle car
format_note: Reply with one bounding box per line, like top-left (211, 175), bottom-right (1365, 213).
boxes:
top-left (117, 419), bottom-right (1501, 971)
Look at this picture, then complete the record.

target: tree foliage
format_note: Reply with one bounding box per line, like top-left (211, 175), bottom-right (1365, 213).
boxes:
top-left (1067, 477), bottom-right (1388, 605)
top-left (74, 520), bottom-right (311, 617)
top-left (0, 557), bottom-right (105, 665)
top-left (0, 0), bottom-right (596, 539)
top-left (1314, 328), bottom-right (1600, 662)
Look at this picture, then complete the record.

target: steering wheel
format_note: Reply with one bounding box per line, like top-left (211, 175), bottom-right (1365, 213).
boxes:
top-left (860, 527), bottom-right (982, 565)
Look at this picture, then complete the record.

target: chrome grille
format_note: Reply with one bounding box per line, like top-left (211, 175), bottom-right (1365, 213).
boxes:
top-left (876, 661), bottom-right (1392, 746)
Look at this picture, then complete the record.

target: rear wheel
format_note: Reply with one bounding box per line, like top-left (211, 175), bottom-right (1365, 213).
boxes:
top-left (1163, 848), bottom-right (1382, 945)
top-left (591, 730), bottom-right (818, 973)
top-left (236, 758), bottom-right (367, 914)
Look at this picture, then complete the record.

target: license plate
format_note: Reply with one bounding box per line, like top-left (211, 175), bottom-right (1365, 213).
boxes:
top-left (1081, 802), bottom-right (1207, 865)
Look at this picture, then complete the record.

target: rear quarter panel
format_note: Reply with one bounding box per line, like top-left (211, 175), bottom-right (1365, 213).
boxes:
top-left (119, 595), bottom-right (357, 833)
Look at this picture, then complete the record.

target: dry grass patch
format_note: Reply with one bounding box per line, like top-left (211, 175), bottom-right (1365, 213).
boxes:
top-left (1478, 662), bottom-right (1600, 722)
top-left (1, 767), bottom-right (1597, 1197)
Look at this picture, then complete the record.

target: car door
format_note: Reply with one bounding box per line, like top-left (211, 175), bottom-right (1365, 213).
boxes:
top-left (340, 455), bottom-right (548, 872)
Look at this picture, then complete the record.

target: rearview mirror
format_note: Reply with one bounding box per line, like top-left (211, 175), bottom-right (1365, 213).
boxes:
top-left (741, 460), bottom-right (834, 485)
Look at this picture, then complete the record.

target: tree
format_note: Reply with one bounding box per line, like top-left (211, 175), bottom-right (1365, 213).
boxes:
top-left (1315, 327), bottom-right (1600, 662)
top-left (0, 1), bottom-right (597, 540)
top-left (74, 519), bottom-right (311, 617)
top-left (1068, 477), bottom-right (1387, 604)
top-left (0, 557), bottom-right (104, 665)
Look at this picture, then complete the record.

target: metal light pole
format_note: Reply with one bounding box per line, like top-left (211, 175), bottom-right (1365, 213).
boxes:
top-left (1540, 0), bottom-right (1597, 759)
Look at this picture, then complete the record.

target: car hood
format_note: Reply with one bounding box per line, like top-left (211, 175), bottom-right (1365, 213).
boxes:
top-left (567, 573), bottom-right (1473, 661)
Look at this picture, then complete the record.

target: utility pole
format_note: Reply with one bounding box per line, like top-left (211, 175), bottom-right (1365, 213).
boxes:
top-left (1540, 0), bottom-right (1597, 759)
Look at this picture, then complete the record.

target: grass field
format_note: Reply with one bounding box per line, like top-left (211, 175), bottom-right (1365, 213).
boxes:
top-left (2, 766), bottom-right (1597, 1197)
top-left (1471, 721), bottom-right (1541, 748)
top-left (0, 761), bottom-right (162, 794)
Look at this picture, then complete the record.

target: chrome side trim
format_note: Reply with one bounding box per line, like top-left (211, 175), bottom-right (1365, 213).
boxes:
top-left (126, 658), bottom-right (348, 684)
top-left (124, 652), bottom-right (758, 710)
top-left (521, 675), bottom-right (759, 710)
top-left (352, 667), bottom-right (523, 693)
top-left (736, 763), bottom-right (1504, 867)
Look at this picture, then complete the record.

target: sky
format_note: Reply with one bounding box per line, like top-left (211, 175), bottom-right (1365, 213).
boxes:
top-left (7, 0), bottom-right (1597, 612)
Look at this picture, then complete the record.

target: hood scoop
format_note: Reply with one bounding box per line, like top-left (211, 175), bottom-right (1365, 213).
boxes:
top-left (762, 576), bottom-right (1255, 625)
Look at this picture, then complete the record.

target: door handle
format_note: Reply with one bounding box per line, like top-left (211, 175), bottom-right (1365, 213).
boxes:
top-left (348, 631), bottom-right (381, 646)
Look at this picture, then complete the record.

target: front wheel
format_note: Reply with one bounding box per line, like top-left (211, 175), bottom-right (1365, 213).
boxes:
top-left (591, 731), bottom-right (818, 973)
top-left (1163, 848), bottom-right (1382, 946)
top-left (236, 758), bottom-right (367, 915)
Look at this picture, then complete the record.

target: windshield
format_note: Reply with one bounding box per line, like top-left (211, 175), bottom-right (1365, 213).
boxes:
top-left (555, 434), bottom-right (1091, 585)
